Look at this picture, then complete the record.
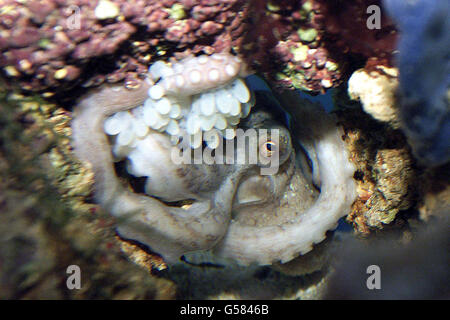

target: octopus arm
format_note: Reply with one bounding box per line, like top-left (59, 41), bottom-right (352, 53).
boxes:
top-left (213, 91), bottom-right (358, 265)
top-left (71, 82), bottom-right (234, 263)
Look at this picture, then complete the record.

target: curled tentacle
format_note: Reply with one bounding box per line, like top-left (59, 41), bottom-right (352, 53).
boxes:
top-left (71, 81), bottom-right (242, 263)
top-left (213, 91), bottom-right (357, 265)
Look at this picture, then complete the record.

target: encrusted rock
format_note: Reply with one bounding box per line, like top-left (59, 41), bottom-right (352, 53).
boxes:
top-left (348, 66), bottom-right (400, 127)
top-left (336, 103), bottom-right (417, 234)
top-left (0, 90), bottom-right (175, 298)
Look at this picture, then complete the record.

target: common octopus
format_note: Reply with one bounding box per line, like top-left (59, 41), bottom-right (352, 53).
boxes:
top-left (71, 53), bottom-right (357, 266)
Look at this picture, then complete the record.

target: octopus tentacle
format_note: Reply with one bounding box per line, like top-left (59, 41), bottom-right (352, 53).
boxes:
top-left (71, 52), bottom-right (357, 266)
top-left (149, 53), bottom-right (248, 98)
top-left (141, 53), bottom-right (254, 150)
top-left (71, 82), bottom-right (240, 263)
top-left (213, 91), bottom-right (357, 265)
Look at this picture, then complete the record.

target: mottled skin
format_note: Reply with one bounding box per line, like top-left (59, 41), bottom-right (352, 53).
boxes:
top-left (150, 53), bottom-right (248, 97)
top-left (72, 80), bottom-right (233, 263)
top-left (72, 69), bottom-right (356, 266)
top-left (214, 91), bottom-right (357, 264)
top-left (72, 79), bottom-right (302, 264)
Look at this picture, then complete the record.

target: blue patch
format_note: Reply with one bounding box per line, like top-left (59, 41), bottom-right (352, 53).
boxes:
top-left (384, 0), bottom-right (450, 166)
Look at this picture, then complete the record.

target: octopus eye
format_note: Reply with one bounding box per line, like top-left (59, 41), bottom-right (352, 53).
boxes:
top-left (260, 141), bottom-right (278, 158)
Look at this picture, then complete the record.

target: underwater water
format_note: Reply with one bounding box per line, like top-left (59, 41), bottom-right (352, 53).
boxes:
top-left (0, 0), bottom-right (448, 302)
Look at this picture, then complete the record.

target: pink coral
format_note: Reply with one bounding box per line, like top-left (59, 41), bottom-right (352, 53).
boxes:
top-left (0, 0), bottom-right (248, 99)
top-left (0, 0), bottom-right (399, 97)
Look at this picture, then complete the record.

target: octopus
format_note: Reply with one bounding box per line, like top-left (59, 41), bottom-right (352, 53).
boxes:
top-left (71, 53), bottom-right (357, 266)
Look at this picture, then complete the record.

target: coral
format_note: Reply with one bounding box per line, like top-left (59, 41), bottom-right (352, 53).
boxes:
top-left (0, 89), bottom-right (175, 299)
top-left (348, 66), bottom-right (400, 126)
top-left (334, 101), bottom-right (417, 234)
top-left (0, 0), bottom-right (249, 98)
top-left (0, 0), bottom-right (399, 98)
top-left (316, 0), bottom-right (397, 63)
top-left (364, 148), bottom-right (416, 226)
top-left (384, 0), bottom-right (450, 166)
top-left (95, 0), bottom-right (120, 20)
top-left (243, 0), bottom-right (343, 92)
top-left (241, 0), bottom-right (397, 92)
